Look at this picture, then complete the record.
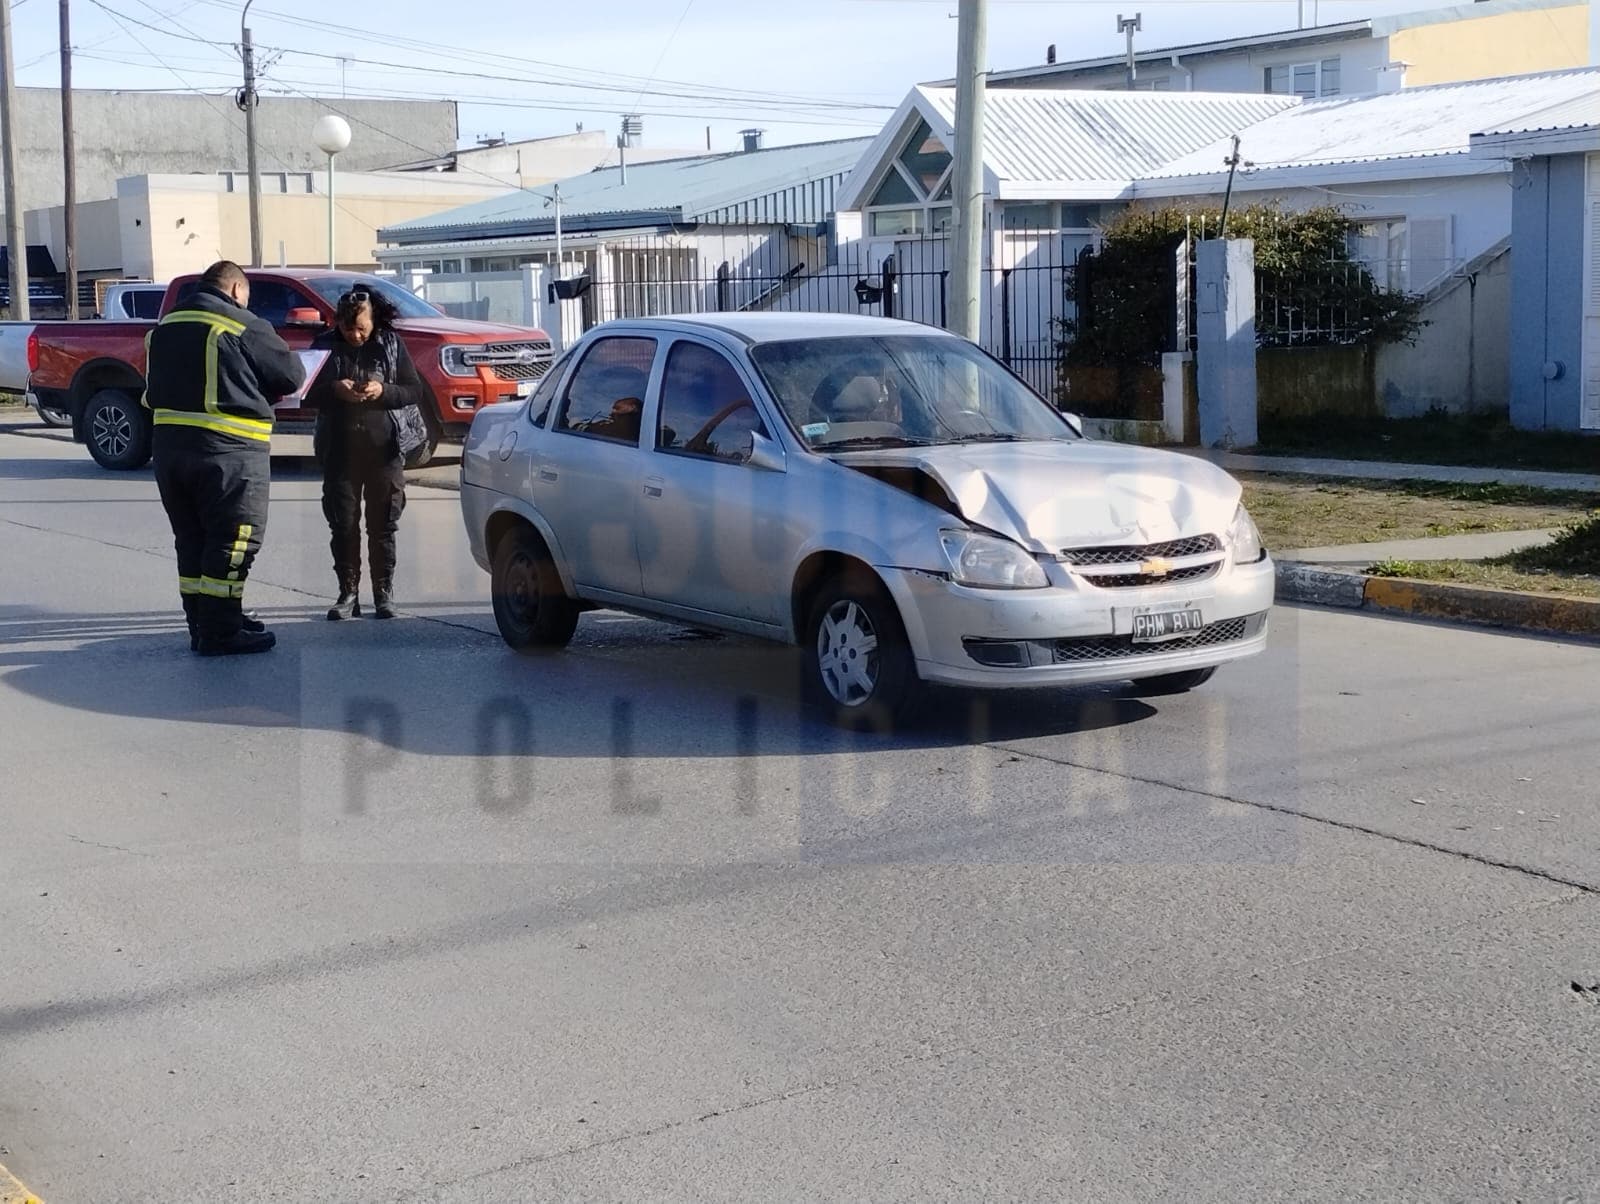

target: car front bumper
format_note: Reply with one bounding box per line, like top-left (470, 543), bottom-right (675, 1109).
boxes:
top-left (878, 555), bottom-right (1276, 689)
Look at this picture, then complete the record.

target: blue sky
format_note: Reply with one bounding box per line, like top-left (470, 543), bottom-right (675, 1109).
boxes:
top-left (9, 0), bottom-right (1452, 152)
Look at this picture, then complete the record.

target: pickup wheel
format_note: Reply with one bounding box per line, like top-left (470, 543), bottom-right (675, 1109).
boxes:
top-left (403, 407), bottom-right (444, 469)
top-left (85, 389), bottom-right (152, 470)
top-left (491, 525), bottom-right (579, 653)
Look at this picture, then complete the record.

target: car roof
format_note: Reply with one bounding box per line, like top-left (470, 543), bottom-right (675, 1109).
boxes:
top-left (596, 312), bottom-right (958, 345)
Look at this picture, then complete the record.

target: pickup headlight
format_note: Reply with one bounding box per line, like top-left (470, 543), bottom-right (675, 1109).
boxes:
top-left (439, 345), bottom-right (477, 378)
top-left (1229, 504), bottom-right (1265, 565)
top-left (939, 531), bottom-right (1048, 590)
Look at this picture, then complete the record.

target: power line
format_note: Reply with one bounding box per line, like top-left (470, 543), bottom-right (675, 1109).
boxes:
top-left (182, 0), bottom-right (899, 105)
top-left (83, 0), bottom-right (894, 115)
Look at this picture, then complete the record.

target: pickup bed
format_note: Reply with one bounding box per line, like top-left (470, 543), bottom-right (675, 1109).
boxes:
top-left (27, 268), bottom-right (554, 470)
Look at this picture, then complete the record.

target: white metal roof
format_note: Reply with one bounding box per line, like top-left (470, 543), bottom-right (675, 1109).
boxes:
top-left (837, 86), bottom-right (1294, 207)
top-left (1139, 67), bottom-right (1600, 192)
top-left (1483, 93), bottom-right (1600, 135)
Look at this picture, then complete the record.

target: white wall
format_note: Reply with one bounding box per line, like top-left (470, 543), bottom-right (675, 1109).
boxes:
top-left (1375, 245), bottom-right (1510, 415)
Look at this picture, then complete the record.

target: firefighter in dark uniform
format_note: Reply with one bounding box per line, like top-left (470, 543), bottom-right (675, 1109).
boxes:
top-left (144, 261), bottom-right (305, 656)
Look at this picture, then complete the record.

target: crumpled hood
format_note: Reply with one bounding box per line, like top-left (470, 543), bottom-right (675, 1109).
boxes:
top-left (839, 440), bottom-right (1243, 552)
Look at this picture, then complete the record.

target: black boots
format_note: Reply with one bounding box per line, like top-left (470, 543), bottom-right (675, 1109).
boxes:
top-left (197, 627), bottom-right (277, 657)
top-left (327, 573), bottom-right (361, 621)
top-left (372, 581), bottom-right (397, 621)
top-left (193, 596), bottom-right (276, 657)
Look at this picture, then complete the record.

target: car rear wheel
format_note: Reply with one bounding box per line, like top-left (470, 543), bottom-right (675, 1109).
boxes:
top-left (1127, 667), bottom-right (1216, 696)
top-left (491, 525), bottom-right (579, 652)
top-left (804, 571), bottom-right (920, 730)
top-left (85, 389), bottom-right (152, 470)
top-left (33, 397), bottom-right (72, 428)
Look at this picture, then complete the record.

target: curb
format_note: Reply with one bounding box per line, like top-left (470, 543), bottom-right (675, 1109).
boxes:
top-left (0, 1160), bottom-right (43, 1204)
top-left (1276, 561), bottom-right (1600, 640)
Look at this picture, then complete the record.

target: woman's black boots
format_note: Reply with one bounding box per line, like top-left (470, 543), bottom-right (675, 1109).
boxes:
top-left (327, 572), bottom-right (361, 620)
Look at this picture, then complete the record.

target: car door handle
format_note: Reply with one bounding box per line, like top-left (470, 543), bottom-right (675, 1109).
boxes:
top-left (537, 467), bottom-right (558, 482)
top-left (643, 476), bottom-right (663, 499)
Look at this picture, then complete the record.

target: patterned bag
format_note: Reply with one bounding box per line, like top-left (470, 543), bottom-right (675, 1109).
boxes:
top-left (392, 402), bottom-right (429, 457)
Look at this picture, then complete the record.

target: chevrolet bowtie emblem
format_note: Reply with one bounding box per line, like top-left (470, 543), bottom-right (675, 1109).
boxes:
top-left (1138, 557), bottom-right (1174, 577)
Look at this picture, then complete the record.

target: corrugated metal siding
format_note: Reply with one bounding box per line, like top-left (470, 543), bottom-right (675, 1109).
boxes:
top-left (921, 88), bottom-right (1293, 185)
top-left (694, 171), bottom-right (850, 226)
top-left (1148, 68), bottom-right (1600, 178)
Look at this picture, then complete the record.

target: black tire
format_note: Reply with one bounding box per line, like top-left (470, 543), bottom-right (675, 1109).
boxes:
top-left (1127, 666), bottom-right (1216, 696)
top-left (85, 389), bottom-right (152, 470)
top-left (33, 398), bottom-right (72, 428)
top-left (803, 570), bottom-right (920, 730)
top-left (491, 524), bottom-right (579, 653)
top-left (404, 407), bottom-right (444, 469)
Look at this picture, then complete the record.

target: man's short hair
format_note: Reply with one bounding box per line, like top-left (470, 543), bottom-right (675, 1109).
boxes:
top-left (201, 261), bottom-right (248, 291)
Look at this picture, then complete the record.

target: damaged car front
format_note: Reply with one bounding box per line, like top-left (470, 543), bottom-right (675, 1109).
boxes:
top-left (749, 329), bottom-right (1275, 698)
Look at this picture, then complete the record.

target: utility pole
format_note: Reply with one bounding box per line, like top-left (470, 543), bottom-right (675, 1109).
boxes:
top-left (1218, 135), bottom-right (1243, 237)
top-left (948, 0), bottom-right (987, 342)
top-left (1117, 13), bottom-right (1142, 89)
top-left (60, 0), bottom-right (78, 318)
top-left (238, 0), bottom-right (263, 267)
top-left (0, 0), bottom-right (29, 319)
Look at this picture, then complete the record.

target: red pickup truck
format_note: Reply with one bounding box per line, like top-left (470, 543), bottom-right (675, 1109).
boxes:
top-left (26, 268), bottom-right (554, 470)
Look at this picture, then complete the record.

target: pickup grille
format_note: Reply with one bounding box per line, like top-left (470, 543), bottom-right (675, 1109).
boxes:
top-left (475, 341), bottom-right (553, 382)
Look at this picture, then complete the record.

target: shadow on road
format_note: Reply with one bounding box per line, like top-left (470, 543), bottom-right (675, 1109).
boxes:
top-left (0, 602), bottom-right (1158, 756)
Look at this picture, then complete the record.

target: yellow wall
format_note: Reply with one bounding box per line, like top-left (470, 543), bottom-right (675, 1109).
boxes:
top-left (1389, 4), bottom-right (1589, 85)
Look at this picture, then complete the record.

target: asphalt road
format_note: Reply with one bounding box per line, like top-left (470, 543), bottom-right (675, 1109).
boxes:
top-left (3, 411), bottom-right (1599, 1203)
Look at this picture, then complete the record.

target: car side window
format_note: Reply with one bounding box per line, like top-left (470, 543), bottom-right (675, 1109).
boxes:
top-left (554, 337), bottom-right (657, 445)
top-left (525, 352), bottom-right (571, 428)
top-left (657, 341), bottom-right (768, 465)
top-left (244, 281), bottom-right (307, 327)
top-left (130, 291), bottom-right (164, 319)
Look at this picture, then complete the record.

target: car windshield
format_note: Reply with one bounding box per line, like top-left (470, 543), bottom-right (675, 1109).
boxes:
top-left (304, 275), bottom-right (442, 319)
top-left (748, 335), bottom-right (1078, 450)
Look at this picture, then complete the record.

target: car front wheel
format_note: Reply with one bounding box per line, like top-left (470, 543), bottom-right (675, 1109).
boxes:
top-left (804, 571), bottom-right (920, 730)
top-left (85, 389), bottom-right (152, 470)
top-left (491, 525), bottom-right (579, 653)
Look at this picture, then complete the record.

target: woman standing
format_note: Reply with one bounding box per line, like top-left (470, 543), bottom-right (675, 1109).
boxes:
top-left (308, 289), bottom-right (429, 620)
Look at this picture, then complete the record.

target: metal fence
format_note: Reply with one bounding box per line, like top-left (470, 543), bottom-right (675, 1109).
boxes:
top-left (523, 228), bottom-right (1087, 398)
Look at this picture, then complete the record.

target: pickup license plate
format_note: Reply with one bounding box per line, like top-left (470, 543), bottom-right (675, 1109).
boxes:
top-left (1132, 609), bottom-right (1205, 643)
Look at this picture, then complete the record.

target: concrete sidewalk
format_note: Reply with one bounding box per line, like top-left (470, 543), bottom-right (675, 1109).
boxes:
top-left (1285, 528), bottom-right (1560, 567)
top-left (1192, 450), bottom-right (1600, 493)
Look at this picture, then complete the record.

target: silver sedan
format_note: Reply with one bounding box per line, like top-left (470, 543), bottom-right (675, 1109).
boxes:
top-left (460, 313), bottom-right (1274, 727)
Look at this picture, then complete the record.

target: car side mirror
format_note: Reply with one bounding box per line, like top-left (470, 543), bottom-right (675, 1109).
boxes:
top-left (1062, 411), bottom-right (1085, 437)
top-left (286, 307), bottom-right (325, 328)
top-left (746, 431), bottom-right (786, 473)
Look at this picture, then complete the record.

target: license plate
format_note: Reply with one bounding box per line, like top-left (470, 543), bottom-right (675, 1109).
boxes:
top-left (516, 380), bottom-right (537, 397)
top-left (1132, 609), bottom-right (1205, 642)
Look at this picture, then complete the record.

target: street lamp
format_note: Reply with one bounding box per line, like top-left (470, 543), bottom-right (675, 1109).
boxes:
top-left (312, 114), bottom-right (351, 269)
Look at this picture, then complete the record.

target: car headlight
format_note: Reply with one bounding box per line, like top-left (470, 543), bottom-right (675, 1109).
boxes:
top-left (1229, 504), bottom-right (1265, 565)
top-left (439, 345), bottom-right (476, 378)
top-left (939, 530), bottom-right (1048, 589)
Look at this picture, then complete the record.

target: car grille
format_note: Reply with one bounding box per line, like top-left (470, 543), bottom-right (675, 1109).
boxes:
top-left (1061, 534), bottom-right (1222, 565)
top-left (1051, 613), bottom-right (1266, 663)
top-left (484, 341), bottom-right (553, 382)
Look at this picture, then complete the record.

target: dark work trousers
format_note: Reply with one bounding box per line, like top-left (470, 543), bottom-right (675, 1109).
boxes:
top-left (153, 431), bottom-right (269, 642)
top-left (322, 423), bottom-right (407, 595)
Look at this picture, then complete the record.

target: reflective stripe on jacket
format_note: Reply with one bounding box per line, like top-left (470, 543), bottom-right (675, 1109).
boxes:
top-left (143, 285), bottom-right (305, 445)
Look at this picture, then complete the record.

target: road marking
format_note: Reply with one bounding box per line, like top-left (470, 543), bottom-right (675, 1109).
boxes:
top-left (0, 1160), bottom-right (43, 1204)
